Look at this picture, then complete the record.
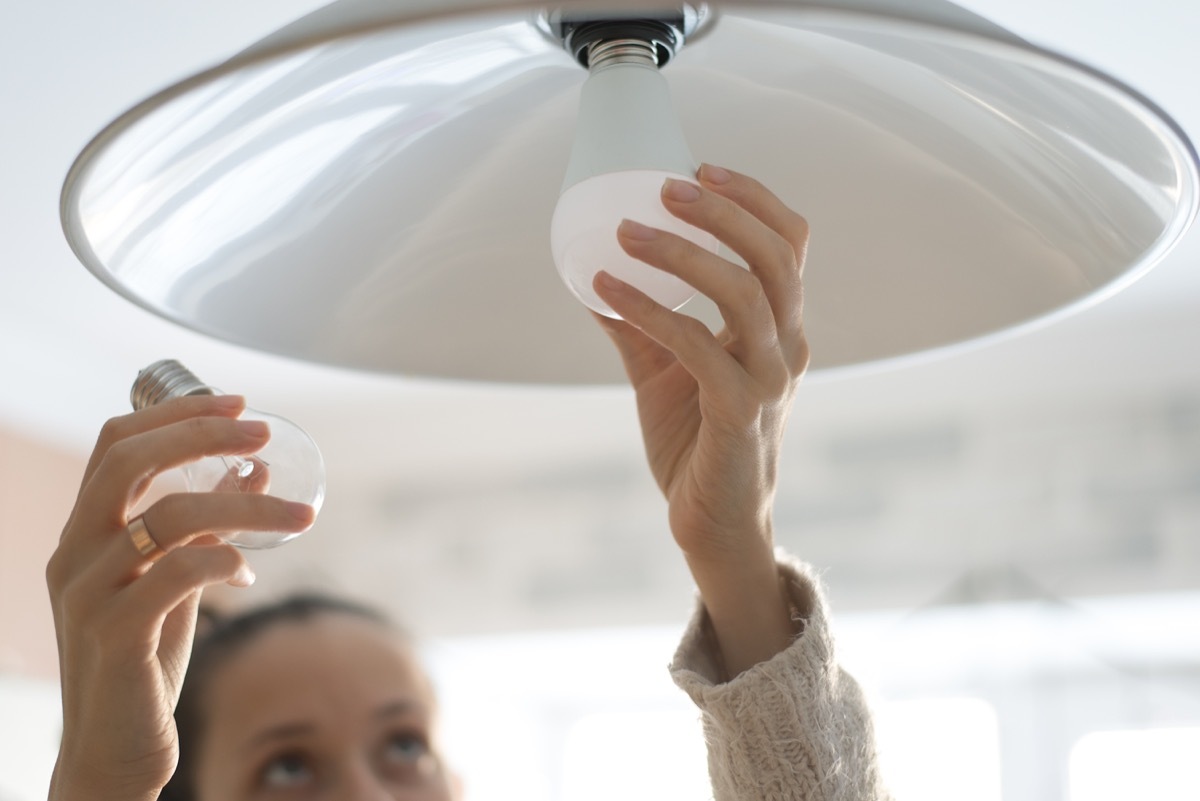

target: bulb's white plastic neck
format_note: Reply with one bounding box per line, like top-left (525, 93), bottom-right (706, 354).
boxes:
top-left (560, 35), bottom-right (695, 192)
top-left (587, 39), bottom-right (659, 72)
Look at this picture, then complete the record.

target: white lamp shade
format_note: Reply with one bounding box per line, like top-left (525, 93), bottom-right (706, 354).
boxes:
top-left (60, 0), bottom-right (1199, 384)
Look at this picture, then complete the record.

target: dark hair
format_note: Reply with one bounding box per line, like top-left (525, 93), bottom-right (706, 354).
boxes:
top-left (160, 594), bottom-right (396, 801)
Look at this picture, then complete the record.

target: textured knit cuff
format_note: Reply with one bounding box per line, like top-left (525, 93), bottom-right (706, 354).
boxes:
top-left (670, 550), bottom-right (833, 687)
top-left (669, 551), bottom-right (888, 801)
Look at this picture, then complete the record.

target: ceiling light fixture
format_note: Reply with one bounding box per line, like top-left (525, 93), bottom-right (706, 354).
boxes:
top-left (60, 1), bottom-right (1198, 384)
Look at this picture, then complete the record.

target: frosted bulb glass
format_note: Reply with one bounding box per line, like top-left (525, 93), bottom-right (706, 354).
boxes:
top-left (551, 170), bottom-right (719, 317)
top-left (552, 39), bottom-right (717, 319)
top-left (131, 359), bottom-right (325, 549)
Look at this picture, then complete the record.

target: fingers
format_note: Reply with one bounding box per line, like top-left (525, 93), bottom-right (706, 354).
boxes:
top-left (54, 396), bottom-right (269, 600)
top-left (616, 217), bottom-right (783, 379)
top-left (53, 491), bottom-right (308, 655)
top-left (68, 493), bottom-right (313, 605)
top-left (691, 165), bottom-right (810, 371)
top-left (663, 175), bottom-right (801, 306)
top-left (51, 534), bottom-right (252, 669)
top-left (609, 194), bottom-right (792, 387)
top-left (55, 490), bottom-right (311, 655)
top-left (128, 492), bottom-right (312, 558)
top-left (594, 270), bottom-right (744, 391)
top-left (99, 543), bottom-right (254, 655)
top-left (76, 414), bottom-right (272, 528)
top-left (78, 394), bottom-right (246, 499)
top-left (697, 163), bottom-right (811, 276)
top-left (596, 167), bottom-right (811, 402)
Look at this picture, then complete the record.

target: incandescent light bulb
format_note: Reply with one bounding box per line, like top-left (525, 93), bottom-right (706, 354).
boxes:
top-left (130, 359), bottom-right (325, 549)
top-left (551, 36), bottom-right (718, 318)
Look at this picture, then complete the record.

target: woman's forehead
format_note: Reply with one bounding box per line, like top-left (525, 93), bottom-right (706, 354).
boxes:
top-left (203, 614), bottom-right (434, 729)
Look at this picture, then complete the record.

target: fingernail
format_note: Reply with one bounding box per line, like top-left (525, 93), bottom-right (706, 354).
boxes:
top-left (212, 394), bottom-right (245, 407)
top-left (230, 563), bottom-right (256, 588)
top-left (618, 219), bottom-right (658, 241)
top-left (236, 420), bottom-right (270, 439)
top-left (662, 178), bottom-right (701, 202)
top-left (699, 163), bottom-right (732, 185)
top-left (286, 502), bottom-right (316, 525)
top-left (594, 270), bottom-right (628, 292)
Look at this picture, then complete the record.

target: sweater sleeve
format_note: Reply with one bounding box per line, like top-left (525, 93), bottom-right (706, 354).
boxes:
top-left (670, 552), bottom-right (891, 801)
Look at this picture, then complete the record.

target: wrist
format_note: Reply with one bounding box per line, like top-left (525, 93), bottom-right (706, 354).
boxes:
top-left (676, 509), bottom-right (774, 572)
top-left (684, 540), bottom-right (798, 679)
top-left (670, 501), bottom-right (774, 562)
top-left (50, 753), bottom-right (163, 801)
top-left (684, 538), bottom-right (783, 614)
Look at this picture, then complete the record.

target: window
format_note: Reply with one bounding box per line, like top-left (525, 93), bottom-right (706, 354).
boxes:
top-left (0, 675), bottom-right (61, 801)
top-left (1070, 727), bottom-right (1200, 801)
top-left (562, 709), bottom-right (710, 801)
top-left (875, 696), bottom-right (1002, 801)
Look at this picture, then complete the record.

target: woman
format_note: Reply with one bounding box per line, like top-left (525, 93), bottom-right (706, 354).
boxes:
top-left (46, 166), bottom-right (888, 800)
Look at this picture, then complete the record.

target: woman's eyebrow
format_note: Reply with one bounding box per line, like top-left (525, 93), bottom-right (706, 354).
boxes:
top-left (374, 700), bottom-right (422, 720)
top-left (244, 722), bottom-right (314, 749)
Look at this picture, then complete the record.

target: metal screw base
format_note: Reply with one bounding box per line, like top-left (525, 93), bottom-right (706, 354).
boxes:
top-left (130, 359), bottom-right (214, 410)
top-left (538, 4), bottom-right (712, 68)
top-left (587, 38), bottom-right (659, 72)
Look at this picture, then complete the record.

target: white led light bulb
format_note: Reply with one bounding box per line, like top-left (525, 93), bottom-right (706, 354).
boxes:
top-left (551, 39), bottom-right (718, 318)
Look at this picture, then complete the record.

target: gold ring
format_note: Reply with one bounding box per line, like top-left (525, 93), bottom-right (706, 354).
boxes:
top-left (128, 516), bottom-right (166, 563)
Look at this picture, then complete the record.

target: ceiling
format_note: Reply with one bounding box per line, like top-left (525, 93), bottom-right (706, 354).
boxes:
top-left (2, 0), bottom-right (1198, 638)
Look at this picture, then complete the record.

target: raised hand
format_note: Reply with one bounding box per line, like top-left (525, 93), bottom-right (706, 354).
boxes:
top-left (594, 164), bottom-right (810, 677)
top-left (46, 395), bottom-right (314, 801)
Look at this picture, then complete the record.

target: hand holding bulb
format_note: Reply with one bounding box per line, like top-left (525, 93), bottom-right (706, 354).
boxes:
top-left (131, 359), bottom-right (325, 548)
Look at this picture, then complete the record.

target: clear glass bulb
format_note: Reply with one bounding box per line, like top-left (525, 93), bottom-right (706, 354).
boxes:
top-left (552, 39), bottom-right (718, 319)
top-left (131, 359), bottom-right (325, 549)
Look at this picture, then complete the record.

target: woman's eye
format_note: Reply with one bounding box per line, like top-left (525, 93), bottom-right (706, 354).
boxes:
top-left (383, 732), bottom-right (429, 764)
top-left (259, 752), bottom-right (314, 789)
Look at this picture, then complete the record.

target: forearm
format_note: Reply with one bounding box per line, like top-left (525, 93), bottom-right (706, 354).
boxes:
top-left (683, 525), bottom-right (798, 679)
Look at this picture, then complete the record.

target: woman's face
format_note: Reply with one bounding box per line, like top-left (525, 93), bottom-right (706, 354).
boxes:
top-left (193, 614), bottom-right (461, 801)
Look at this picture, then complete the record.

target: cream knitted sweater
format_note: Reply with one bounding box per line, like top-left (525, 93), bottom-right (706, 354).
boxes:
top-left (670, 554), bottom-right (891, 801)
